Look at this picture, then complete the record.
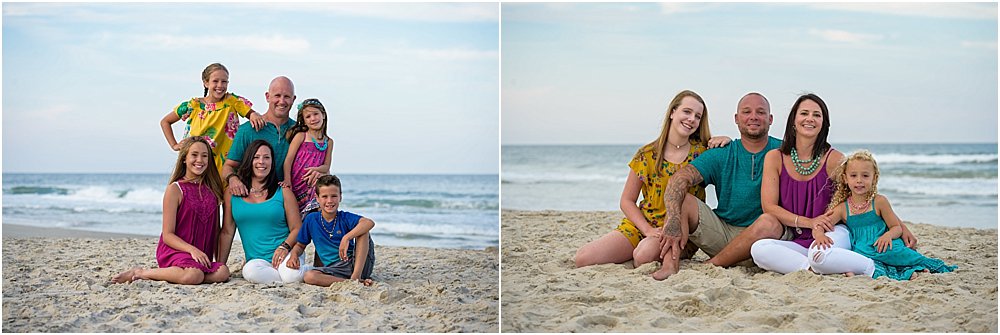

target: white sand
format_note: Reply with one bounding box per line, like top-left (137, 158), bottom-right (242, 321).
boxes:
top-left (500, 210), bottom-right (998, 332)
top-left (2, 225), bottom-right (498, 332)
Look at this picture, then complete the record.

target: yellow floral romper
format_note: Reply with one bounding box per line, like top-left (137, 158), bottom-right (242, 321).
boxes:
top-left (173, 93), bottom-right (253, 175)
top-left (616, 140), bottom-right (707, 248)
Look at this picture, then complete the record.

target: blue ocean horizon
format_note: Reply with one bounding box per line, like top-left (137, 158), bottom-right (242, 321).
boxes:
top-left (501, 142), bottom-right (998, 230)
top-left (2, 173), bottom-right (499, 250)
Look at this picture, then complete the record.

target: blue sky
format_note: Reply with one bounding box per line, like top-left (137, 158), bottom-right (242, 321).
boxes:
top-left (501, 2), bottom-right (998, 145)
top-left (3, 2), bottom-right (499, 174)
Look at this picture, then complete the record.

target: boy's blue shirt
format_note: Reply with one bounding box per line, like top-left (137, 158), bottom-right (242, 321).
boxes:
top-left (298, 210), bottom-right (363, 265)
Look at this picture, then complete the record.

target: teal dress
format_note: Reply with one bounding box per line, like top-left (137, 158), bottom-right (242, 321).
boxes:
top-left (844, 201), bottom-right (957, 280)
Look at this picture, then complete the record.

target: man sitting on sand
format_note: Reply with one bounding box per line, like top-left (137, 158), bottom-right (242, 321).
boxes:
top-left (652, 93), bottom-right (783, 280)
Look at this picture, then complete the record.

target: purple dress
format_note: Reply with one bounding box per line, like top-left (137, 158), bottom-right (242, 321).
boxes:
top-left (779, 150), bottom-right (834, 248)
top-left (291, 138), bottom-right (330, 213)
top-left (156, 181), bottom-right (223, 273)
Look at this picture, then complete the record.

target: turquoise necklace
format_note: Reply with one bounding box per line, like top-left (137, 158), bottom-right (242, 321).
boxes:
top-left (790, 147), bottom-right (821, 175)
top-left (312, 133), bottom-right (328, 151)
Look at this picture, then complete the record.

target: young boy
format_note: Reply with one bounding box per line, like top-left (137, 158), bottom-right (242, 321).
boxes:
top-left (287, 175), bottom-right (375, 286)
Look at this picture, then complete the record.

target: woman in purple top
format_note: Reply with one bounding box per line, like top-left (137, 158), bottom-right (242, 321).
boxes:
top-left (112, 137), bottom-right (230, 284)
top-left (750, 93), bottom-right (918, 274)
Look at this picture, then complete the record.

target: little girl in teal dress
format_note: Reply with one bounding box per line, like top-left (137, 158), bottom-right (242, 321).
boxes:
top-left (809, 150), bottom-right (956, 280)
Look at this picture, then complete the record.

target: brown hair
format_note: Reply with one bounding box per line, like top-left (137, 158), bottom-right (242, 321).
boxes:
top-left (285, 98), bottom-right (328, 141)
top-left (236, 139), bottom-right (279, 200)
top-left (168, 137), bottom-right (224, 203)
top-left (313, 174), bottom-right (342, 195)
top-left (201, 63), bottom-right (229, 97)
top-left (645, 90), bottom-right (712, 176)
top-left (779, 93), bottom-right (831, 159)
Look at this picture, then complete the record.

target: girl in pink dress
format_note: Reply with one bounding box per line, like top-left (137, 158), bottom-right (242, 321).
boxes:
top-left (281, 98), bottom-right (333, 215)
top-left (112, 137), bottom-right (230, 284)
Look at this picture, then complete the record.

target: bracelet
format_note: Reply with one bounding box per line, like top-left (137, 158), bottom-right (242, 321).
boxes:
top-left (226, 173), bottom-right (239, 183)
top-left (793, 216), bottom-right (799, 228)
top-left (281, 242), bottom-right (292, 251)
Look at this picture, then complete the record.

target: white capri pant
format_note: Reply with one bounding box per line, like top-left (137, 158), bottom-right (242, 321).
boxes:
top-left (751, 224), bottom-right (855, 274)
top-left (242, 253), bottom-right (313, 284)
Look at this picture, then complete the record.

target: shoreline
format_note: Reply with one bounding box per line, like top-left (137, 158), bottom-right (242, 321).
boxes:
top-left (2, 223), bottom-right (155, 239)
top-left (3, 233), bottom-right (498, 332)
top-left (501, 210), bottom-right (998, 332)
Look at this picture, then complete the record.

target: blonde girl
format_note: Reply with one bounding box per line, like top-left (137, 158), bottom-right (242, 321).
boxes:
top-left (807, 150), bottom-right (957, 280)
top-left (280, 98), bottom-right (333, 214)
top-left (112, 137), bottom-right (230, 284)
top-left (160, 63), bottom-right (265, 176)
top-left (575, 90), bottom-right (729, 268)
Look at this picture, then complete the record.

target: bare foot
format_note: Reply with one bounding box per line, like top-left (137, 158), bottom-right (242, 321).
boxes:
top-left (651, 260), bottom-right (679, 281)
top-left (844, 272), bottom-right (855, 277)
top-left (112, 267), bottom-right (141, 284)
top-left (910, 269), bottom-right (930, 280)
top-left (359, 278), bottom-right (374, 286)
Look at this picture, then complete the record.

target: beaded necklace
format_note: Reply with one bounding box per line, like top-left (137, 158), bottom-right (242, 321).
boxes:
top-left (848, 196), bottom-right (871, 214)
top-left (790, 147), bottom-right (822, 175)
top-left (312, 134), bottom-right (328, 151)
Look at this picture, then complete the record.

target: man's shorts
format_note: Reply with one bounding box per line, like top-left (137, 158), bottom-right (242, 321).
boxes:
top-left (688, 198), bottom-right (793, 258)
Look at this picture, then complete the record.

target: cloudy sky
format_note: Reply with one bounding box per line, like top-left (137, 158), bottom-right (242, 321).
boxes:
top-left (501, 2), bottom-right (998, 145)
top-left (3, 2), bottom-right (499, 174)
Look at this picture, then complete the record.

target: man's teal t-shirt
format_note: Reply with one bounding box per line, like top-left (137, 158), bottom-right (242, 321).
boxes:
top-left (689, 136), bottom-right (782, 227)
top-left (227, 119), bottom-right (295, 181)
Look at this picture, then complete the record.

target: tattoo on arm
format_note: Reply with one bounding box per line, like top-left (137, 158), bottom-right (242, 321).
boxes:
top-left (662, 165), bottom-right (703, 237)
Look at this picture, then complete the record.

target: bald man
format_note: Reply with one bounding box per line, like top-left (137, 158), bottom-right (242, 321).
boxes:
top-left (223, 76), bottom-right (297, 197)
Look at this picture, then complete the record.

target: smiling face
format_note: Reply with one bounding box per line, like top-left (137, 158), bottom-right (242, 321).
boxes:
top-left (265, 77), bottom-right (296, 119)
top-left (184, 141), bottom-right (211, 178)
top-left (251, 145), bottom-right (273, 180)
top-left (302, 106), bottom-right (326, 131)
top-left (735, 94), bottom-right (772, 140)
top-left (794, 99), bottom-right (823, 139)
top-left (669, 96), bottom-right (704, 139)
top-left (203, 69), bottom-right (229, 102)
top-left (844, 159), bottom-right (877, 198)
top-left (316, 184), bottom-right (342, 216)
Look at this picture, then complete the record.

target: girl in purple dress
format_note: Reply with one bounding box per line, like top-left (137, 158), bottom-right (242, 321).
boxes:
top-left (112, 137), bottom-right (230, 284)
top-left (281, 98), bottom-right (333, 215)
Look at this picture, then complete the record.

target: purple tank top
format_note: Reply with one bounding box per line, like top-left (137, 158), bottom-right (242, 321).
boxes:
top-left (779, 150), bottom-right (834, 248)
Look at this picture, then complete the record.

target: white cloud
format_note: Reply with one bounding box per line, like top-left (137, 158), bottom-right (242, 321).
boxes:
top-left (808, 29), bottom-right (884, 44)
top-left (394, 48), bottom-right (498, 61)
top-left (247, 2), bottom-right (497, 23)
top-left (138, 34), bottom-right (310, 54)
top-left (803, 3), bottom-right (997, 20)
top-left (658, 3), bottom-right (718, 15)
top-left (961, 40), bottom-right (999, 50)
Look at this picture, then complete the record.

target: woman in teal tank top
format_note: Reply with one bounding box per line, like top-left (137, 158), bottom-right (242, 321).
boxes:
top-left (219, 140), bottom-right (309, 284)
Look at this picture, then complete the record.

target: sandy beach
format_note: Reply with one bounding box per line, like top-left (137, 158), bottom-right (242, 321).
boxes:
top-left (2, 224), bottom-right (498, 332)
top-left (501, 210), bottom-right (998, 332)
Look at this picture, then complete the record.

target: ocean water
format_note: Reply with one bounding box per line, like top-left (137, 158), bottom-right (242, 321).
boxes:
top-left (502, 143), bottom-right (998, 229)
top-left (2, 173), bottom-right (499, 249)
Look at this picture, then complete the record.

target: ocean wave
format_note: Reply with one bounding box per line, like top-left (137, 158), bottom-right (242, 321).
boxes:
top-left (879, 176), bottom-right (998, 197)
top-left (374, 221), bottom-right (498, 238)
top-left (501, 171), bottom-right (626, 184)
top-left (351, 198), bottom-right (499, 210)
top-left (874, 153), bottom-right (998, 165)
top-left (5, 186), bottom-right (71, 195)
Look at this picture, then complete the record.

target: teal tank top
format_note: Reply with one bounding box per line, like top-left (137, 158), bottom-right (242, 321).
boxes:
top-left (232, 192), bottom-right (289, 261)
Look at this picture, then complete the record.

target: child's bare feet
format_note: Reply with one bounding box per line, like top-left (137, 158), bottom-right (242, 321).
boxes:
top-left (112, 267), bottom-right (141, 284)
top-left (844, 272), bottom-right (855, 277)
top-left (359, 278), bottom-right (374, 286)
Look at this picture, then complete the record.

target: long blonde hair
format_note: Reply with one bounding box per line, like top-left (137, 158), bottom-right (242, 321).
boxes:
top-left (647, 90), bottom-right (712, 176)
top-left (168, 137), bottom-right (224, 203)
top-left (827, 149), bottom-right (880, 212)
